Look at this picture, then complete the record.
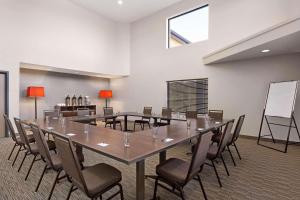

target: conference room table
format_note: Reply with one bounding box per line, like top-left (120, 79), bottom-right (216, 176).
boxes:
top-left (25, 114), bottom-right (229, 200)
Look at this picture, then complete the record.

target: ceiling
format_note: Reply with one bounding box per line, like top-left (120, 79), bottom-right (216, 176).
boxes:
top-left (70, 0), bottom-right (183, 22)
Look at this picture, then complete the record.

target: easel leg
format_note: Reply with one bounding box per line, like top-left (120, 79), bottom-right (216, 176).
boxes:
top-left (284, 117), bottom-right (293, 153)
top-left (257, 110), bottom-right (265, 144)
top-left (292, 115), bottom-right (300, 141)
top-left (265, 116), bottom-right (276, 143)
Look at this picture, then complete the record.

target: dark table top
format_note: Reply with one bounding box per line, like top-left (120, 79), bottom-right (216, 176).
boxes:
top-left (25, 116), bottom-right (228, 165)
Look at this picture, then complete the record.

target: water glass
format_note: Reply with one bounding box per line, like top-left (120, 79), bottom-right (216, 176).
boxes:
top-left (186, 119), bottom-right (191, 129)
top-left (124, 132), bottom-right (130, 147)
top-left (84, 124), bottom-right (90, 134)
top-left (151, 127), bottom-right (159, 139)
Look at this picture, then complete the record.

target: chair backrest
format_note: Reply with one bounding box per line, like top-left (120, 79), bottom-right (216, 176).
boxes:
top-left (3, 114), bottom-right (18, 142)
top-left (77, 109), bottom-right (90, 116)
top-left (14, 118), bottom-right (31, 151)
top-left (103, 107), bottom-right (113, 116)
top-left (44, 110), bottom-right (59, 120)
top-left (186, 111), bottom-right (197, 119)
top-left (208, 110), bottom-right (223, 121)
top-left (217, 120), bottom-right (234, 156)
top-left (143, 107), bottom-right (152, 115)
top-left (231, 115), bottom-right (245, 143)
top-left (31, 124), bottom-right (54, 167)
top-left (53, 132), bottom-right (87, 193)
top-left (186, 131), bottom-right (213, 182)
top-left (161, 107), bottom-right (172, 117)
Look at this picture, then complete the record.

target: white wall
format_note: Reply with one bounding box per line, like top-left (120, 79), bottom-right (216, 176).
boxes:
top-left (20, 68), bottom-right (109, 120)
top-left (110, 0), bottom-right (300, 140)
top-left (0, 0), bottom-right (130, 119)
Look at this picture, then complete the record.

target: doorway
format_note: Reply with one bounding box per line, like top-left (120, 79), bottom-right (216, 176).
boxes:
top-left (0, 71), bottom-right (8, 137)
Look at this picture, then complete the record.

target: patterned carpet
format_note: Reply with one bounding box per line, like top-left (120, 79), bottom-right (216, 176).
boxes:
top-left (0, 132), bottom-right (300, 200)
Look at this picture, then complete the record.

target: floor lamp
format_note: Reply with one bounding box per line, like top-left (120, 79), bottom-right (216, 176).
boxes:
top-left (27, 86), bottom-right (45, 120)
top-left (99, 90), bottom-right (112, 108)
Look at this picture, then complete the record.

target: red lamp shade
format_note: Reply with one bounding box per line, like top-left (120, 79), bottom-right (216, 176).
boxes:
top-left (27, 86), bottom-right (45, 97)
top-left (99, 90), bottom-right (112, 99)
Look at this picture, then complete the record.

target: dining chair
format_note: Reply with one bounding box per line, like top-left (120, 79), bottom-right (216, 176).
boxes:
top-left (31, 124), bottom-right (64, 200)
top-left (152, 131), bottom-right (213, 200)
top-left (155, 107), bottom-right (172, 127)
top-left (134, 106), bottom-right (152, 131)
top-left (226, 115), bottom-right (245, 165)
top-left (3, 114), bottom-right (35, 166)
top-left (54, 133), bottom-right (124, 200)
top-left (14, 118), bottom-right (56, 180)
top-left (185, 110), bottom-right (198, 119)
top-left (206, 119), bottom-right (234, 187)
top-left (209, 110), bottom-right (224, 142)
top-left (44, 110), bottom-right (60, 120)
top-left (103, 107), bottom-right (122, 130)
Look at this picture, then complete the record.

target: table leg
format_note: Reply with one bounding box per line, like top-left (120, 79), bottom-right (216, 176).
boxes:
top-left (159, 151), bottom-right (166, 164)
top-left (124, 115), bottom-right (128, 131)
top-left (136, 160), bottom-right (145, 200)
top-left (154, 117), bottom-right (158, 127)
top-left (113, 117), bottom-right (116, 130)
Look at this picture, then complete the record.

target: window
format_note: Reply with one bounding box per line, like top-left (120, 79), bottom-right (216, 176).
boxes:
top-left (168, 5), bottom-right (209, 48)
top-left (167, 78), bottom-right (208, 113)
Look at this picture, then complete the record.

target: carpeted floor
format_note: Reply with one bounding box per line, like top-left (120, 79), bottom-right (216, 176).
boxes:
top-left (0, 131), bottom-right (300, 200)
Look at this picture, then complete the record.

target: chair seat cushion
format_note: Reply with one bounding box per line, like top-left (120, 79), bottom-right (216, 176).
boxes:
top-left (211, 133), bottom-right (221, 143)
top-left (16, 134), bottom-right (35, 145)
top-left (156, 158), bottom-right (189, 185)
top-left (207, 143), bottom-right (219, 160)
top-left (82, 163), bottom-right (122, 196)
top-left (50, 154), bottom-right (62, 170)
top-left (29, 143), bottom-right (40, 155)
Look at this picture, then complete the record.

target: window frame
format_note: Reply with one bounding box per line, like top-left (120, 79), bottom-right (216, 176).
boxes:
top-left (167, 4), bottom-right (209, 49)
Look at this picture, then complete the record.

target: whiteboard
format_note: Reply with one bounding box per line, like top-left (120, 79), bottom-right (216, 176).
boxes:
top-left (265, 81), bottom-right (298, 118)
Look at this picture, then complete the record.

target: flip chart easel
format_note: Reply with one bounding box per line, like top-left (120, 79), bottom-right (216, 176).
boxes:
top-left (257, 80), bottom-right (300, 153)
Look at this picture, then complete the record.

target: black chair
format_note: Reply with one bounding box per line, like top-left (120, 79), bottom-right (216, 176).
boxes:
top-left (103, 107), bottom-right (122, 130)
top-left (134, 106), bottom-right (152, 131)
top-left (54, 133), bottom-right (124, 200)
top-left (185, 110), bottom-right (198, 119)
top-left (209, 110), bottom-right (223, 143)
top-left (153, 131), bottom-right (213, 200)
top-left (14, 118), bottom-right (56, 180)
top-left (31, 124), bottom-right (64, 200)
top-left (3, 114), bottom-right (35, 166)
top-left (206, 120), bottom-right (234, 187)
top-left (156, 107), bottom-right (172, 127)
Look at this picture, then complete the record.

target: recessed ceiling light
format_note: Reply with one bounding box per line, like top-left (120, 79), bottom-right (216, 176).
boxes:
top-left (117, 0), bottom-right (123, 5)
top-left (261, 49), bottom-right (270, 53)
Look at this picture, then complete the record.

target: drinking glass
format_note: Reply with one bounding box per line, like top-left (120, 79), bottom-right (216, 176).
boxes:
top-left (151, 126), bottom-right (159, 139)
top-left (84, 124), bottom-right (90, 134)
top-left (186, 119), bottom-right (191, 129)
top-left (124, 132), bottom-right (130, 147)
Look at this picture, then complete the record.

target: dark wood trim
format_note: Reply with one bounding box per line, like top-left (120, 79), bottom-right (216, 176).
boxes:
top-left (0, 71), bottom-right (9, 137)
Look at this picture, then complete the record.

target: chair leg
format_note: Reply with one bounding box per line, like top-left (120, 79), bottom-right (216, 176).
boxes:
top-left (118, 183), bottom-right (124, 200)
top-left (233, 142), bottom-right (242, 160)
top-left (220, 154), bottom-right (230, 176)
top-left (142, 123), bottom-right (144, 130)
top-left (211, 160), bottom-right (222, 187)
top-left (18, 152), bottom-right (28, 172)
top-left (25, 155), bottom-right (37, 180)
top-left (8, 143), bottom-right (17, 160)
top-left (48, 170), bottom-right (62, 200)
top-left (120, 122), bottom-right (123, 131)
top-left (12, 145), bottom-right (22, 166)
top-left (66, 185), bottom-right (74, 200)
top-left (35, 164), bottom-right (47, 192)
top-left (227, 146), bottom-right (236, 167)
top-left (148, 122), bottom-right (151, 129)
top-left (197, 175), bottom-right (208, 200)
top-left (152, 177), bottom-right (159, 200)
top-left (179, 187), bottom-right (185, 200)
top-left (134, 122), bottom-right (136, 131)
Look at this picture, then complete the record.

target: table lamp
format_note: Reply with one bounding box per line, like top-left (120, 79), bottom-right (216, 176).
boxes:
top-left (27, 86), bottom-right (45, 119)
top-left (99, 90), bottom-right (112, 108)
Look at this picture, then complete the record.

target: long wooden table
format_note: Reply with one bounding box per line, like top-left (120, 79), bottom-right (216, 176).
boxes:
top-left (25, 114), bottom-right (228, 200)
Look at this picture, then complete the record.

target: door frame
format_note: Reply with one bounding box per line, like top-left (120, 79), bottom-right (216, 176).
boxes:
top-left (0, 71), bottom-right (9, 137)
